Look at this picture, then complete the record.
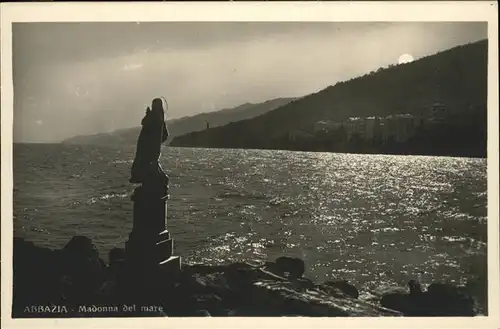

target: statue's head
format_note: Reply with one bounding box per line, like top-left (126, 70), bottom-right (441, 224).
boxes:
top-left (152, 98), bottom-right (164, 111)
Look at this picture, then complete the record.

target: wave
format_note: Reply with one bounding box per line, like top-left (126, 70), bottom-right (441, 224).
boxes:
top-left (111, 159), bottom-right (133, 165)
top-left (215, 191), bottom-right (268, 201)
top-left (86, 192), bottom-right (130, 205)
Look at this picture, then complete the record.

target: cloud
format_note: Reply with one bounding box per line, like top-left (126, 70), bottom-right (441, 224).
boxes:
top-left (122, 63), bottom-right (144, 71)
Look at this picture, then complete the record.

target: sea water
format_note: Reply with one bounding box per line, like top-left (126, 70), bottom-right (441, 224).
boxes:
top-left (13, 143), bottom-right (487, 308)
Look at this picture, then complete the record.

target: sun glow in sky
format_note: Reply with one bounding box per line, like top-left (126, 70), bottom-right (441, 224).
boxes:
top-left (398, 53), bottom-right (415, 64)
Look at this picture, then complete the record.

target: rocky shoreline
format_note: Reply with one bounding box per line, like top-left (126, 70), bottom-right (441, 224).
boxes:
top-left (12, 236), bottom-right (481, 318)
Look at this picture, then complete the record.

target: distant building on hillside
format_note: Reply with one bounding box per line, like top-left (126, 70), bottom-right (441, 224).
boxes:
top-left (313, 120), bottom-right (342, 133)
top-left (364, 117), bottom-right (380, 142)
top-left (417, 103), bottom-right (449, 126)
top-left (323, 102), bottom-right (453, 146)
top-left (344, 116), bottom-right (382, 143)
top-left (378, 117), bottom-right (389, 142)
top-left (344, 117), bottom-right (365, 141)
top-left (387, 114), bottom-right (416, 142)
top-left (372, 114), bottom-right (416, 143)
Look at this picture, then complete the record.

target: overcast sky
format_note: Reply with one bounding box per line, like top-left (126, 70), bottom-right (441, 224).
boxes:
top-left (12, 22), bottom-right (487, 143)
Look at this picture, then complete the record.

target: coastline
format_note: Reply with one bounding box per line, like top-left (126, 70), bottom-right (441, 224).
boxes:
top-left (165, 145), bottom-right (488, 159)
top-left (13, 142), bottom-right (488, 160)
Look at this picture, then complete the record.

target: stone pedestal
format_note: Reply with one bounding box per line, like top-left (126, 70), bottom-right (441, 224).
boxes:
top-left (124, 184), bottom-right (181, 302)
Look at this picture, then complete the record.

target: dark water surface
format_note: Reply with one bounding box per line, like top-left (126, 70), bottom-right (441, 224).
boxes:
top-left (13, 143), bottom-right (487, 309)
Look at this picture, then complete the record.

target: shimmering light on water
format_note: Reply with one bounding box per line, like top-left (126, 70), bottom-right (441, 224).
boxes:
top-left (13, 144), bottom-right (487, 309)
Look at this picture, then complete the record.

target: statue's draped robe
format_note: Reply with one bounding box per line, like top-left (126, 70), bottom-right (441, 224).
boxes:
top-left (130, 108), bottom-right (169, 184)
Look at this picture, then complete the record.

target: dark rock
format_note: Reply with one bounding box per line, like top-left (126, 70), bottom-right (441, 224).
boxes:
top-left (296, 277), bottom-right (316, 290)
top-left (13, 237), bottom-right (475, 318)
top-left (321, 280), bottom-right (359, 299)
top-left (380, 280), bottom-right (476, 316)
top-left (174, 262), bottom-right (396, 316)
top-left (222, 309), bottom-right (238, 316)
top-left (425, 283), bottom-right (476, 316)
top-left (12, 237), bottom-right (64, 310)
top-left (427, 282), bottom-right (468, 297)
top-left (271, 256), bottom-right (305, 278)
top-left (380, 282), bottom-right (419, 315)
top-left (250, 279), bottom-right (399, 316)
top-left (194, 309), bottom-right (212, 317)
top-left (60, 236), bottom-right (106, 304)
top-left (380, 280), bottom-right (426, 315)
top-left (190, 294), bottom-right (223, 312)
top-left (63, 236), bottom-right (100, 258)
